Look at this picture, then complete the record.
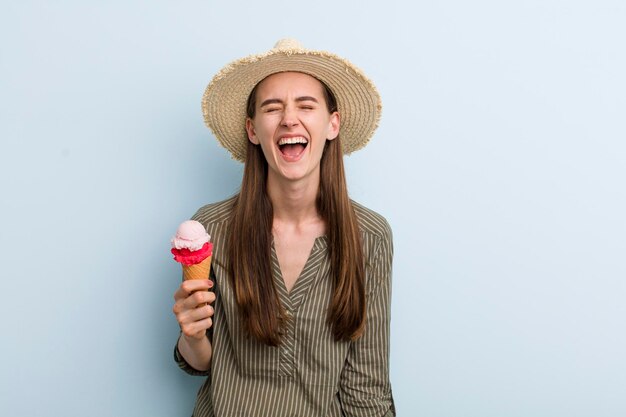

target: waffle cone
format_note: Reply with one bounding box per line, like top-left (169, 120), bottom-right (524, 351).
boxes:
top-left (182, 255), bottom-right (212, 281)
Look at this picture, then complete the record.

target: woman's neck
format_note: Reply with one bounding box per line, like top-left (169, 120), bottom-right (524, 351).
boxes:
top-left (266, 172), bottom-right (321, 226)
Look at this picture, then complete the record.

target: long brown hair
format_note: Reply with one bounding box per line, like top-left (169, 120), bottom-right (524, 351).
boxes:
top-left (227, 76), bottom-right (365, 346)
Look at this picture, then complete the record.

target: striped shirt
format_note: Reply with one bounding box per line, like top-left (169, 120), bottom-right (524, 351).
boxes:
top-left (174, 196), bottom-right (395, 417)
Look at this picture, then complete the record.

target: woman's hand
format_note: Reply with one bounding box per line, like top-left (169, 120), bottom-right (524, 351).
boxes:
top-left (172, 279), bottom-right (216, 340)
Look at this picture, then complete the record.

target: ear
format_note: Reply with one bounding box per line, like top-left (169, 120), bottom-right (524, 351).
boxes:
top-left (245, 118), bottom-right (259, 144)
top-left (326, 111), bottom-right (340, 141)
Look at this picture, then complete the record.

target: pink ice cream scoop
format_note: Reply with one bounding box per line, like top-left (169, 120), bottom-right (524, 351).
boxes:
top-left (171, 220), bottom-right (213, 279)
top-left (171, 220), bottom-right (210, 252)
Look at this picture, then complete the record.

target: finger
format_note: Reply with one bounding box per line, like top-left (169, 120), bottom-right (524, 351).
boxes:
top-left (181, 304), bottom-right (214, 324)
top-left (181, 279), bottom-right (213, 294)
top-left (181, 317), bottom-right (213, 338)
top-left (176, 302), bottom-right (214, 324)
top-left (173, 289), bottom-right (215, 317)
top-left (204, 291), bottom-right (216, 304)
top-left (173, 291), bottom-right (214, 318)
top-left (183, 290), bottom-right (213, 309)
top-left (174, 279), bottom-right (212, 301)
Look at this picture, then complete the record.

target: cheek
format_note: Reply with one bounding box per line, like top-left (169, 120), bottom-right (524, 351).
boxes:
top-left (305, 116), bottom-right (332, 134)
top-left (257, 118), bottom-right (281, 136)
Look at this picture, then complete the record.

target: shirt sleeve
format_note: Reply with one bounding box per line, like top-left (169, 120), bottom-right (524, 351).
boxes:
top-left (173, 334), bottom-right (212, 377)
top-left (339, 227), bottom-right (395, 417)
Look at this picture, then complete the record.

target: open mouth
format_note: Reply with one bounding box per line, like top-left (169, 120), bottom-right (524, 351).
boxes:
top-left (278, 136), bottom-right (308, 158)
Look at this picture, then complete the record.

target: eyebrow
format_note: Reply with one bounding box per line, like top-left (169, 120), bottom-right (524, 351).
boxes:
top-left (259, 96), bottom-right (320, 107)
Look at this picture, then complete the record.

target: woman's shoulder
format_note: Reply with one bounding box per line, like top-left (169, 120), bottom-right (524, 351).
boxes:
top-left (351, 201), bottom-right (393, 279)
top-left (191, 194), bottom-right (237, 227)
top-left (351, 200), bottom-right (393, 243)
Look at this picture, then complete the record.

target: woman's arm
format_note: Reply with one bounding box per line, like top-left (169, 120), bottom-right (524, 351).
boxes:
top-left (172, 279), bottom-right (216, 372)
top-left (339, 228), bottom-right (395, 417)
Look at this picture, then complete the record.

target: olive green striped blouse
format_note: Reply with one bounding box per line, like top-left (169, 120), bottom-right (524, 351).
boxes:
top-left (174, 196), bottom-right (395, 417)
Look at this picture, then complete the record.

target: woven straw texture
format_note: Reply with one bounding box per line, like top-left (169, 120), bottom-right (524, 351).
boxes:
top-left (202, 39), bottom-right (382, 162)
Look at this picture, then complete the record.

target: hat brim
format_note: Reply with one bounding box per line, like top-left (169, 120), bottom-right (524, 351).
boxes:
top-left (202, 47), bottom-right (382, 162)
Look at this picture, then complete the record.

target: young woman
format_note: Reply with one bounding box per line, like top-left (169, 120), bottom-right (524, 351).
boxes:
top-left (172, 39), bottom-right (394, 417)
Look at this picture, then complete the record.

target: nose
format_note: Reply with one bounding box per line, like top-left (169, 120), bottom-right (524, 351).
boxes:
top-left (280, 106), bottom-right (299, 128)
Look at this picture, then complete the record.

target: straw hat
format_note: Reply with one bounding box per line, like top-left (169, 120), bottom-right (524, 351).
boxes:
top-left (202, 39), bottom-right (382, 162)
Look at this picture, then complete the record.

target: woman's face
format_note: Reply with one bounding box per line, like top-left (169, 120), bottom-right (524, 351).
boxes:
top-left (246, 72), bottom-right (340, 186)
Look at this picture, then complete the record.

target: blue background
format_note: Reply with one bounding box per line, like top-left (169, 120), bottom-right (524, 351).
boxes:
top-left (1, 1), bottom-right (625, 416)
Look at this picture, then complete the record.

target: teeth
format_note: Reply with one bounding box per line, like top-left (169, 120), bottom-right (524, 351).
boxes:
top-left (278, 136), bottom-right (308, 146)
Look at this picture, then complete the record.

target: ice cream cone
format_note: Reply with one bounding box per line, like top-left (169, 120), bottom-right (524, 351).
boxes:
top-left (171, 220), bottom-right (213, 307)
top-left (182, 254), bottom-right (212, 281)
